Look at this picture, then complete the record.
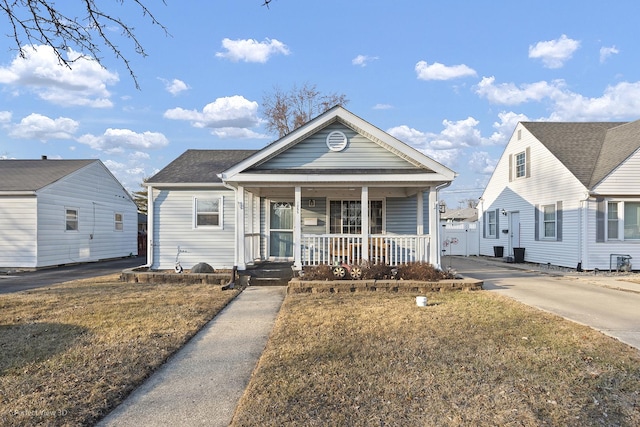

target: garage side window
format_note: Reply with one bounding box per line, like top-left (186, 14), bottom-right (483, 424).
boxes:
top-left (194, 197), bottom-right (223, 229)
top-left (66, 208), bottom-right (79, 231)
top-left (115, 213), bottom-right (124, 231)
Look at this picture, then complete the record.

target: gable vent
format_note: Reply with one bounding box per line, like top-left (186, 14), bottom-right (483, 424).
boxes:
top-left (326, 131), bottom-right (348, 152)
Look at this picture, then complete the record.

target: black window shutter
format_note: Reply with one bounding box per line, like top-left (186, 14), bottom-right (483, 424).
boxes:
top-left (495, 209), bottom-right (500, 239)
top-left (483, 212), bottom-right (486, 238)
top-left (534, 204), bottom-right (539, 241)
top-left (596, 198), bottom-right (605, 242)
top-left (556, 201), bottom-right (562, 241)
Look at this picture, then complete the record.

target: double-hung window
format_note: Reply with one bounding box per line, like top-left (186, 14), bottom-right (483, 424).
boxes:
top-left (607, 202), bottom-right (619, 239)
top-left (624, 202), bottom-right (640, 240)
top-left (542, 204), bottom-right (556, 238)
top-left (486, 210), bottom-right (497, 238)
top-left (66, 208), bottom-right (78, 231)
top-left (515, 151), bottom-right (527, 178)
top-left (194, 197), bottom-right (222, 228)
top-left (114, 213), bottom-right (124, 231)
top-left (606, 201), bottom-right (640, 240)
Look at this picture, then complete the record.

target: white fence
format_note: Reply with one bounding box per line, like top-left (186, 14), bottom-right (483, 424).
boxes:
top-left (441, 222), bottom-right (479, 256)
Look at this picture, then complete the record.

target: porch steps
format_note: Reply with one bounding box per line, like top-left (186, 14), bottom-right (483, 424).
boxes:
top-left (241, 262), bottom-right (294, 286)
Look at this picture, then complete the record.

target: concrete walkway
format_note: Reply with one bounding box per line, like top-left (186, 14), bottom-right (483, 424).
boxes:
top-left (97, 285), bottom-right (287, 427)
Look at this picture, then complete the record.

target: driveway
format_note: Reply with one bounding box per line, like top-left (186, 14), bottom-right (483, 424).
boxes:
top-left (447, 256), bottom-right (640, 351)
top-left (0, 256), bottom-right (146, 294)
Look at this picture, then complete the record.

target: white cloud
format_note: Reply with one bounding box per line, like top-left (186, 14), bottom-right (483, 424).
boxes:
top-left (468, 151), bottom-right (497, 175)
top-left (8, 113), bottom-right (79, 141)
top-left (528, 34), bottom-right (580, 69)
top-left (161, 78), bottom-right (190, 95)
top-left (215, 38), bottom-right (290, 63)
top-left (599, 46), bottom-right (619, 63)
top-left (0, 45), bottom-right (118, 107)
top-left (489, 111), bottom-right (530, 145)
top-left (387, 125), bottom-right (430, 145)
top-left (415, 61), bottom-right (477, 81)
top-left (373, 103), bottom-right (393, 110)
top-left (0, 111), bottom-right (11, 123)
top-left (478, 75), bottom-right (640, 121)
top-left (164, 95), bottom-right (268, 138)
top-left (78, 128), bottom-right (169, 154)
top-left (475, 76), bottom-right (565, 105)
top-left (352, 55), bottom-right (379, 67)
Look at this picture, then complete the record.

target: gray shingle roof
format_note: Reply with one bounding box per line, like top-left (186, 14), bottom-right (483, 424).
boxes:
top-left (147, 149), bottom-right (258, 184)
top-left (521, 121), bottom-right (637, 189)
top-left (0, 159), bottom-right (96, 191)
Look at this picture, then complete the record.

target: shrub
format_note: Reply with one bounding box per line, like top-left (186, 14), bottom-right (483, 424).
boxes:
top-left (396, 262), bottom-right (453, 281)
top-left (300, 262), bottom-right (454, 281)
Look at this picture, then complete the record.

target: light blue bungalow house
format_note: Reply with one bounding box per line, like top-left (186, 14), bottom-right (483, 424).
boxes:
top-left (145, 106), bottom-right (456, 271)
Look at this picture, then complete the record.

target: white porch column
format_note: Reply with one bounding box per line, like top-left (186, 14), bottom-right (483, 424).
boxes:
top-left (416, 191), bottom-right (424, 235)
top-left (361, 186), bottom-right (369, 262)
top-left (428, 187), bottom-right (442, 269)
top-left (236, 186), bottom-right (246, 270)
top-left (293, 186), bottom-right (302, 269)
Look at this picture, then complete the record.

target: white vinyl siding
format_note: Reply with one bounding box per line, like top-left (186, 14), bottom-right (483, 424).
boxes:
top-left (480, 124), bottom-right (579, 266)
top-left (152, 188), bottom-right (236, 270)
top-left (0, 196), bottom-right (37, 268)
top-left (35, 162), bottom-right (137, 267)
top-left (0, 162), bottom-right (137, 269)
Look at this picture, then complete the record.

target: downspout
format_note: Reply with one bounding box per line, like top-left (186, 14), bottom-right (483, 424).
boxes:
top-left (433, 181), bottom-right (452, 270)
top-left (221, 179), bottom-right (241, 271)
top-left (578, 191), bottom-right (594, 271)
top-left (144, 184), bottom-right (154, 268)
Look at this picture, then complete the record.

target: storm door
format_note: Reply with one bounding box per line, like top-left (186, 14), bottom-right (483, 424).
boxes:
top-left (269, 201), bottom-right (294, 258)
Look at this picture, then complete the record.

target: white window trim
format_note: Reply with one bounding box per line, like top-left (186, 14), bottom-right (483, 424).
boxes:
top-left (193, 196), bottom-right (223, 229)
top-left (326, 198), bottom-right (386, 234)
top-left (65, 207), bottom-right (79, 232)
top-left (515, 151), bottom-right (526, 179)
top-left (114, 212), bottom-right (124, 231)
top-left (542, 204), bottom-right (556, 239)
top-left (487, 210), bottom-right (497, 238)
top-left (607, 199), bottom-right (640, 241)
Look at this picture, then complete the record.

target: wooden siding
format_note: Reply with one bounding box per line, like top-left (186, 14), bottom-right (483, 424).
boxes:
top-left (593, 148), bottom-right (640, 194)
top-left (152, 188), bottom-right (236, 270)
top-left (36, 162), bottom-right (137, 267)
top-left (480, 123), bottom-right (587, 268)
top-left (254, 123), bottom-right (419, 170)
top-left (0, 196), bottom-right (37, 268)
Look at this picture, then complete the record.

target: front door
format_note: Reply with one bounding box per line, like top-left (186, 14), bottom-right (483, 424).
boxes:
top-left (510, 211), bottom-right (520, 254)
top-left (269, 201), bottom-right (294, 259)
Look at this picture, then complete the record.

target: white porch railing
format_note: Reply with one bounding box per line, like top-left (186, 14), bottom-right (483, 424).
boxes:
top-left (301, 234), bottom-right (430, 266)
top-left (244, 233), bottom-right (261, 264)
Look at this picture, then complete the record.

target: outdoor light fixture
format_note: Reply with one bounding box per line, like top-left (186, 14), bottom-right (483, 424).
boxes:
top-left (501, 209), bottom-right (508, 216)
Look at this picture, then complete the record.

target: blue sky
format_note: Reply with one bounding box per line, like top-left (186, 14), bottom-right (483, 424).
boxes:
top-left (2, 1), bottom-right (640, 207)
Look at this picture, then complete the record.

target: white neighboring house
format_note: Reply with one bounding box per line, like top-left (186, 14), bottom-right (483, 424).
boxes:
top-left (479, 120), bottom-right (640, 270)
top-left (0, 158), bottom-right (138, 269)
top-left (145, 106), bottom-right (457, 271)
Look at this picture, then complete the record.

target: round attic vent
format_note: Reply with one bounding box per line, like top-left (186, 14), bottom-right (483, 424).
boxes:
top-left (326, 131), bottom-right (348, 152)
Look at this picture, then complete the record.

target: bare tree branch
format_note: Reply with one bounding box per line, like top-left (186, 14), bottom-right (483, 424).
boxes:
top-left (1, 0), bottom-right (169, 89)
top-left (262, 82), bottom-right (348, 138)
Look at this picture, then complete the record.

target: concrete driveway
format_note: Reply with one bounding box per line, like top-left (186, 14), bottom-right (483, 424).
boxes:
top-left (447, 256), bottom-right (640, 351)
top-left (0, 256), bottom-right (146, 294)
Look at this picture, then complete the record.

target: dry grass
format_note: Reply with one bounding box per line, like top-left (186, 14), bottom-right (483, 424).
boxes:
top-left (232, 291), bottom-right (640, 427)
top-left (0, 274), bottom-right (240, 426)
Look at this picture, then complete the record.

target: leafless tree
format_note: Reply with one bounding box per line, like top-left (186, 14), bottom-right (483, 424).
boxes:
top-left (262, 82), bottom-right (348, 138)
top-left (1, 0), bottom-right (168, 88)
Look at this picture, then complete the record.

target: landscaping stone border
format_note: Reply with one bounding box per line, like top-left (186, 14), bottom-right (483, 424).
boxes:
top-left (120, 267), bottom-right (242, 286)
top-left (287, 278), bottom-right (483, 294)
